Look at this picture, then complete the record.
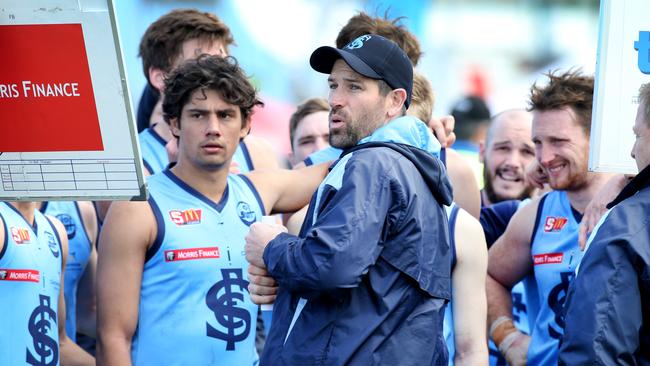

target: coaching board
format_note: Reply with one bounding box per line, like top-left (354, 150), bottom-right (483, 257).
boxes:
top-left (590, 0), bottom-right (650, 174)
top-left (0, 0), bottom-right (146, 201)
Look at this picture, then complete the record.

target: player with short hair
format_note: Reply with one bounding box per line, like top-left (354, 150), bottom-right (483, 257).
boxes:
top-left (486, 70), bottom-right (615, 366)
top-left (288, 97), bottom-right (329, 166)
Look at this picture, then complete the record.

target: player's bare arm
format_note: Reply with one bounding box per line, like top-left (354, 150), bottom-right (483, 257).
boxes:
top-left (245, 162), bottom-right (330, 215)
top-left (452, 209), bottom-right (488, 365)
top-left (96, 201), bottom-right (156, 366)
top-left (446, 148), bottom-right (481, 219)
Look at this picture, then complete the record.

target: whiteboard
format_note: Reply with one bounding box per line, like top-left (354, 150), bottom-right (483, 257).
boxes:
top-left (0, 0), bottom-right (146, 201)
top-left (590, 0), bottom-right (650, 174)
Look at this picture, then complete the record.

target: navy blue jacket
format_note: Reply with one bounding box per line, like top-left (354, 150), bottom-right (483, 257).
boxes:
top-left (261, 141), bottom-right (453, 365)
top-left (559, 164), bottom-right (650, 365)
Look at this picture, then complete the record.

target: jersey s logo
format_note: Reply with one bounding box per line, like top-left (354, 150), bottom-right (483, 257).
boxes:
top-left (547, 271), bottom-right (573, 340)
top-left (45, 232), bottom-right (59, 258)
top-left (55, 214), bottom-right (76, 239)
top-left (27, 294), bottom-right (58, 366)
top-left (236, 202), bottom-right (256, 226)
top-left (11, 227), bottom-right (30, 244)
top-left (205, 268), bottom-right (251, 350)
top-left (169, 209), bottom-right (202, 225)
top-left (543, 216), bottom-right (568, 232)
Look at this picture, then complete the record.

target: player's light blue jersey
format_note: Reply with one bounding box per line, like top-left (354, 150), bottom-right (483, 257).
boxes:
top-left (0, 202), bottom-right (63, 366)
top-left (139, 127), bottom-right (168, 175)
top-left (527, 190), bottom-right (583, 365)
top-left (139, 126), bottom-right (254, 174)
top-left (41, 201), bottom-right (92, 342)
top-left (131, 170), bottom-right (264, 366)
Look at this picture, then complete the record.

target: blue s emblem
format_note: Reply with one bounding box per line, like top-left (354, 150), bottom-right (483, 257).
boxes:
top-left (346, 35), bottom-right (371, 50)
top-left (236, 202), bottom-right (256, 226)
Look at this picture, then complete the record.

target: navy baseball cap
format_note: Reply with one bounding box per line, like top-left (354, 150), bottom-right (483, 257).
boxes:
top-left (310, 34), bottom-right (413, 108)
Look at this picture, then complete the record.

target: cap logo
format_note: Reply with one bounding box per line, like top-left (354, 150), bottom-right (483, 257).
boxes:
top-left (345, 35), bottom-right (371, 50)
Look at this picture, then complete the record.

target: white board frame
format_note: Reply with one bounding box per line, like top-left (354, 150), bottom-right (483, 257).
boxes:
top-left (590, 0), bottom-right (650, 174)
top-left (0, 0), bottom-right (146, 201)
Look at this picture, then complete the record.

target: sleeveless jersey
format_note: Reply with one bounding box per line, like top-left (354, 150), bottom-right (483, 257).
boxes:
top-left (41, 201), bottom-right (92, 342)
top-left (443, 203), bottom-right (459, 365)
top-left (131, 170), bottom-right (264, 366)
top-left (0, 202), bottom-right (63, 366)
top-left (139, 127), bottom-right (168, 175)
top-left (139, 126), bottom-right (254, 175)
top-left (527, 190), bottom-right (582, 365)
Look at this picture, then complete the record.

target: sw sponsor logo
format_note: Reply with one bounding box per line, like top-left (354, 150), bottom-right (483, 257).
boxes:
top-left (164, 247), bottom-right (220, 262)
top-left (169, 209), bottom-right (202, 226)
top-left (533, 253), bottom-right (564, 266)
top-left (543, 216), bottom-right (568, 232)
top-left (0, 269), bottom-right (40, 282)
top-left (10, 227), bottom-right (30, 244)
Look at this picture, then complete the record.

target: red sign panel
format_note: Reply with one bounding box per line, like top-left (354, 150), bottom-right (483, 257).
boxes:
top-left (0, 24), bottom-right (103, 152)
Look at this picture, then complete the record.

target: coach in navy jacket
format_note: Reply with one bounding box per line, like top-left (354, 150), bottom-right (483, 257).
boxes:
top-left (245, 34), bottom-right (453, 365)
top-left (559, 84), bottom-right (650, 365)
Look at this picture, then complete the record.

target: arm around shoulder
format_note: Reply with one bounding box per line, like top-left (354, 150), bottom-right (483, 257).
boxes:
top-left (245, 162), bottom-right (330, 215)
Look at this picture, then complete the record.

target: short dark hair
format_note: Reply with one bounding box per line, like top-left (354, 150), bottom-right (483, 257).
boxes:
top-left (639, 82), bottom-right (650, 127)
top-left (162, 55), bottom-right (263, 128)
top-left (289, 98), bottom-right (329, 149)
top-left (139, 9), bottom-right (234, 86)
top-left (336, 12), bottom-right (422, 66)
top-left (528, 69), bottom-right (594, 134)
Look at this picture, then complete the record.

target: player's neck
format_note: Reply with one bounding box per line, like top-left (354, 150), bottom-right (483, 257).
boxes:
top-left (170, 161), bottom-right (229, 203)
top-left (9, 201), bottom-right (38, 226)
top-left (566, 171), bottom-right (616, 213)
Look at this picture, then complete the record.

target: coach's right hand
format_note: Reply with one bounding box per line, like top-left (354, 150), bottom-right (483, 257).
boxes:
top-left (247, 264), bottom-right (278, 305)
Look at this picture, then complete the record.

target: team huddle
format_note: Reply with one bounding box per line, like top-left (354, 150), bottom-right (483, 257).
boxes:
top-left (1, 7), bottom-right (650, 366)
